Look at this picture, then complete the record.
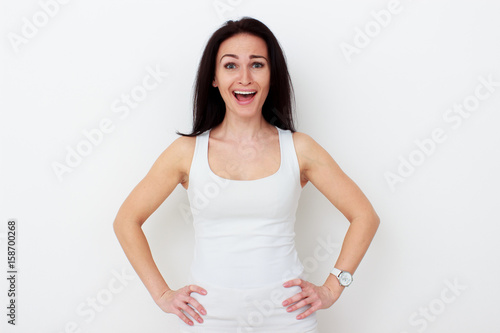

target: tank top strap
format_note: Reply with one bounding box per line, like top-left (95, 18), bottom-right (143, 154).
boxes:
top-left (189, 127), bottom-right (301, 188)
top-left (276, 127), bottom-right (302, 188)
top-left (189, 130), bottom-right (210, 184)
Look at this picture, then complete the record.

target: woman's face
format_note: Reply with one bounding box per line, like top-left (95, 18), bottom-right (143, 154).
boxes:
top-left (213, 33), bottom-right (270, 119)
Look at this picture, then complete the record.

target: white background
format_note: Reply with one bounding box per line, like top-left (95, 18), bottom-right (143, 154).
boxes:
top-left (1, 0), bottom-right (499, 332)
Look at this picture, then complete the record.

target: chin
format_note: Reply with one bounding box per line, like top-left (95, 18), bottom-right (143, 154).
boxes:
top-left (231, 102), bottom-right (265, 116)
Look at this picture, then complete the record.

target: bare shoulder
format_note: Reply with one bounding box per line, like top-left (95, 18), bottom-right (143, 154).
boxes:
top-left (292, 130), bottom-right (345, 186)
top-left (169, 135), bottom-right (196, 153)
top-left (291, 131), bottom-right (318, 153)
top-left (158, 135), bottom-right (196, 162)
top-left (292, 131), bottom-right (331, 168)
top-left (153, 135), bottom-right (196, 185)
top-left (292, 131), bottom-right (378, 223)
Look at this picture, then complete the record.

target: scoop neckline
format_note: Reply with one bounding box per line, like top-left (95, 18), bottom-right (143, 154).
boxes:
top-left (206, 126), bottom-right (283, 182)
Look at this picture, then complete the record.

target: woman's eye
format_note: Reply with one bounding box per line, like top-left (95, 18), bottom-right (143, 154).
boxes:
top-left (224, 63), bottom-right (236, 69)
top-left (252, 62), bottom-right (264, 68)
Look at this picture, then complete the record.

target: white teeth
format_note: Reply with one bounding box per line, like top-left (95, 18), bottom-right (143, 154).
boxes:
top-left (234, 91), bottom-right (256, 95)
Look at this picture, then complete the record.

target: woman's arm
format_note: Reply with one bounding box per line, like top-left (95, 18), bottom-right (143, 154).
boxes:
top-left (113, 136), bottom-right (207, 326)
top-left (282, 131), bottom-right (380, 319)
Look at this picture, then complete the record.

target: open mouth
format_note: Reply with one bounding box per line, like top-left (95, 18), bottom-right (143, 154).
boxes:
top-left (233, 90), bottom-right (257, 103)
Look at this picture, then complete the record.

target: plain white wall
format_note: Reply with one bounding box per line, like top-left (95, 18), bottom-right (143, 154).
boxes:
top-left (1, 0), bottom-right (499, 332)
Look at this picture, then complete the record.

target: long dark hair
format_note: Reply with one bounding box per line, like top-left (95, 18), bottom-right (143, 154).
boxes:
top-left (177, 17), bottom-right (296, 136)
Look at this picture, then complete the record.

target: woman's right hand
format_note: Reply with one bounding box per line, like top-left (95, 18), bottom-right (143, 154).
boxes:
top-left (155, 285), bottom-right (208, 326)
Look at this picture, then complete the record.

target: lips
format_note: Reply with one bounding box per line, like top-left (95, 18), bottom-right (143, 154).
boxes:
top-left (232, 90), bottom-right (257, 104)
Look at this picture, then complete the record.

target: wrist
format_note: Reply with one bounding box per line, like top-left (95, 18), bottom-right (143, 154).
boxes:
top-left (324, 274), bottom-right (345, 296)
top-left (153, 287), bottom-right (172, 304)
top-left (330, 267), bottom-right (353, 287)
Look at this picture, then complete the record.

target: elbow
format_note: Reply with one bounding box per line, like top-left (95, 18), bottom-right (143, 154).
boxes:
top-left (113, 217), bottom-right (124, 237)
top-left (112, 213), bottom-right (131, 237)
top-left (113, 214), bottom-right (144, 237)
top-left (371, 211), bottom-right (381, 232)
top-left (112, 218), bottom-right (133, 246)
top-left (112, 218), bottom-right (119, 233)
top-left (352, 210), bottom-right (380, 232)
top-left (350, 209), bottom-right (380, 229)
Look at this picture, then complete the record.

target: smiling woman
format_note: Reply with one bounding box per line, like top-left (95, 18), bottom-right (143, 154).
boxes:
top-left (113, 17), bottom-right (380, 333)
top-left (179, 17), bottom-right (296, 137)
top-left (212, 34), bottom-right (270, 115)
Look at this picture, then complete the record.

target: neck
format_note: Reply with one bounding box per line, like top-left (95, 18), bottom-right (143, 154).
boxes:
top-left (213, 112), bottom-right (274, 141)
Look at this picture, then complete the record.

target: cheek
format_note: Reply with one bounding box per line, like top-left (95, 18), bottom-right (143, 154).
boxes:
top-left (260, 72), bottom-right (271, 90)
top-left (214, 79), bottom-right (234, 101)
top-left (214, 74), bottom-right (232, 89)
top-left (261, 74), bottom-right (271, 93)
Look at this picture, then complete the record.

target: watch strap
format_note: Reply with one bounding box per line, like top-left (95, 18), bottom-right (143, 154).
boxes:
top-left (331, 267), bottom-right (342, 277)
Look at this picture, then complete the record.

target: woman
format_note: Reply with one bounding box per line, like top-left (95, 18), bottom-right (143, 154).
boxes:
top-left (113, 17), bottom-right (380, 332)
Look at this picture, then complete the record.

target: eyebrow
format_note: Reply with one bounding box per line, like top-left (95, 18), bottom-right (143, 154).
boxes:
top-left (219, 54), bottom-right (269, 63)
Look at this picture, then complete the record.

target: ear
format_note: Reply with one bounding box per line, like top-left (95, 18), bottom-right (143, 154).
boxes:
top-left (212, 78), bottom-right (218, 87)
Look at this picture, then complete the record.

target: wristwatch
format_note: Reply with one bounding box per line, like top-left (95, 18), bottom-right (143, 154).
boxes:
top-left (331, 268), bottom-right (353, 287)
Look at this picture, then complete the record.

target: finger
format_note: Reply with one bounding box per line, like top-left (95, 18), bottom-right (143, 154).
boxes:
top-left (282, 291), bottom-right (305, 307)
top-left (186, 284), bottom-right (208, 296)
top-left (179, 303), bottom-right (204, 324)
top-left (286, 298), bottom-right (313, 312)
top-left (283, 278), bottom-right (304, 288)
top-left (175, 309), bottom-right (195, 326)
top-left (286, 298), bottom-right (312, 313)
top-left (296, 304), bottom-right (320, 320)
top-left (187, 296), bottom-right (207, 316)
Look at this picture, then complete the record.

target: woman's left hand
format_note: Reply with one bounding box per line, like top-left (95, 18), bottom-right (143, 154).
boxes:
top-left (282, 278), bottom-right (342, 319)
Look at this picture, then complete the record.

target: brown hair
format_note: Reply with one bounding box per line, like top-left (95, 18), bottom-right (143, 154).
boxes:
top-left (178, 17), bottom-right (296, 136)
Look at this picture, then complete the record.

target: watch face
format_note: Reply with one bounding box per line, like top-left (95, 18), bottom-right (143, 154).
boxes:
top-left (339, 272), bottom-right (353, 286)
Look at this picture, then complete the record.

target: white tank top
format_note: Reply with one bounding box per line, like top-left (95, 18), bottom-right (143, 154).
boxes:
top-left (187, 126), bottom-right (305, 289)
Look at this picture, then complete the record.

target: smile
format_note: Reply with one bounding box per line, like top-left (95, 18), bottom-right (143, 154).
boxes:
top-left (233, 90), bottom-right (257, 104)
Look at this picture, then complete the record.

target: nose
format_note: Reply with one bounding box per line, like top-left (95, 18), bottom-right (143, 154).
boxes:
top-left (239, 67), bottom-right (252, 85)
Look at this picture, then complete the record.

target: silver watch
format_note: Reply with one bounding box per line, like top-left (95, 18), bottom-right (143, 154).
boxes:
top-left (331, 268), bottom-right (353, 287)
